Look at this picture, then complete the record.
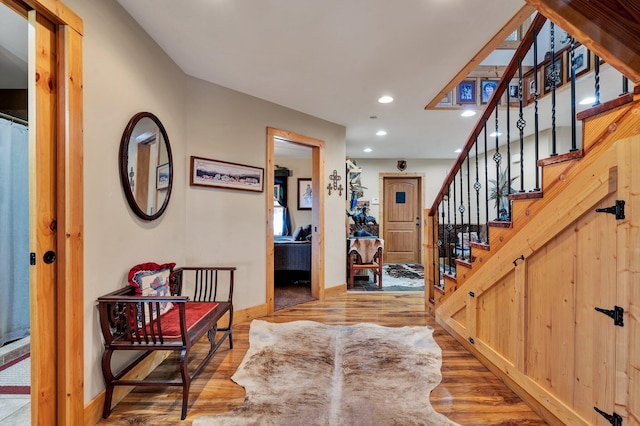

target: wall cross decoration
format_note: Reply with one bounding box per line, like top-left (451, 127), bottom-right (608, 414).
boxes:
top-left (328, 169), bottom-right (342, 195)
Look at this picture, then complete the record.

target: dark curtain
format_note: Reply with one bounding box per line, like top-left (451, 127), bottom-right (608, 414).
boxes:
top-left (275, 175), bottom-right (292, 236)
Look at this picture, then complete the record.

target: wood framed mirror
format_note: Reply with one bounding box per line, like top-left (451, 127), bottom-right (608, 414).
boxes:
top-left (119, 112), bottom-right (173, 220)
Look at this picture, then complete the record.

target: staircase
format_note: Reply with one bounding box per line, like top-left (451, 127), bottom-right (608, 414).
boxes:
top-left (424, 8), bottom-right (640, 426)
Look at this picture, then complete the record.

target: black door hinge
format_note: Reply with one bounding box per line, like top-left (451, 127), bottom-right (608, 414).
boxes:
top-left (468, 291), bottom-right (475, 297)
top-left (594, 406), bottom-right (623, 426)
top-left (30, 252), bottom-right (36, 266)
top-left (596, 200), bottom-right (625, 220)
top-left (468, 337), bottom-right (475, 344)
top-left (595, 305), bottom-right (624, 327)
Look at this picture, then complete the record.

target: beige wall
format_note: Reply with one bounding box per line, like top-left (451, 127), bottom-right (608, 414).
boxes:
top-left (349, 158), bottom-right (454, 220)
top-left (71, 0), bottom-right (346, 403)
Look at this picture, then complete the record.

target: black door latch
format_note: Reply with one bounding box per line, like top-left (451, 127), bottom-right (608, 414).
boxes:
top-left (595, 200), bottom-right (625, 220)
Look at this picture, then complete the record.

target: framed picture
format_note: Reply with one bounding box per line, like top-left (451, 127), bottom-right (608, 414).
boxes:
top-left (297, 178), bottom-right (312, 210)
top-left (543, 57), bottom-right (564, 93)
top-left (481, 80), bottom-right (499, 104)
top-left (457, 80), bottom-right (476, 104)
top-left (437, 90), bottom-right (454, 107)
top-left (568, 44), bottom-right (591, 78)
top-left (524, 71), bottom-right (539, 104)
top-left (156, 163), bottom-right (169, 190)
top-left (190, 156), bottom-right (264, 192)
top-left (507, 81), bottom-right (520, 106)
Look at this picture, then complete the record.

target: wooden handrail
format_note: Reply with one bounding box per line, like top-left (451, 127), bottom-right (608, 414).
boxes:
top-left (429, 13), bottom-right (548, 215)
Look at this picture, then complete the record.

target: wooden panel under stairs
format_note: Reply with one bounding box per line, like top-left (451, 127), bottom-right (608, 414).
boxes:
top-left (433, 96), bottom-right (640, 425)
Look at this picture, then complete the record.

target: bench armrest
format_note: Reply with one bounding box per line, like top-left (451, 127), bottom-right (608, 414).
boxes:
top-left (173, 266), bottom-right (235, 303)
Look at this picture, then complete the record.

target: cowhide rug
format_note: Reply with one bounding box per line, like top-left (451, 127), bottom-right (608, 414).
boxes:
top-left (193, 320), bottom-right (459, 426)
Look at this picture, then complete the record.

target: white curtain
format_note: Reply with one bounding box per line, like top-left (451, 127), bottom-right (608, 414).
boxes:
top-left (0, 117), bottom-right (30, 347)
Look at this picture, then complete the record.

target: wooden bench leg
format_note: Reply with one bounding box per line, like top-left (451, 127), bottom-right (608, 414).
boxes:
top-left (101, 349), bottom-right (115, 419)
top-left (179, 348), bottom-right (190, 420)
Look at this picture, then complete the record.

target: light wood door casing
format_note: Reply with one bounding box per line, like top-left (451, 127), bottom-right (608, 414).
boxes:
top-left (383, 177), bottom-right (421, 263)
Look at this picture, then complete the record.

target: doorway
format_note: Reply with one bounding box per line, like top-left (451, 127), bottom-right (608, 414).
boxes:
top-left (381, 175), bottom-right (422, 263)
top-left (266, 127), bottom-right (324, 314)
top-left (0, 1), bottom-right (84, 423)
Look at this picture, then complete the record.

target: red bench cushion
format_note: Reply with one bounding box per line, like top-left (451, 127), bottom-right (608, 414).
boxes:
top-left (145, 302), bottom-right (219, 338)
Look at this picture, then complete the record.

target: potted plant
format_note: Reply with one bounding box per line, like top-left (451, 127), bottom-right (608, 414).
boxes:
top-left (488, 167), bottom-right (517, 221)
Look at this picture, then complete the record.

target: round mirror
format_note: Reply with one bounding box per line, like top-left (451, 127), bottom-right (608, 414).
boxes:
top-left (119, 112), bottom-right (173, 221)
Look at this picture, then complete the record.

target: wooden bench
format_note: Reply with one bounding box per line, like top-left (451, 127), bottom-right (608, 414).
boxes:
top-left (97, 264), bottom-right (235, 420)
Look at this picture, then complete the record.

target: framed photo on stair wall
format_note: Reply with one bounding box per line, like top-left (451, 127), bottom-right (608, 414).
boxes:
top-left (456, 80), bottom-right (476, 104)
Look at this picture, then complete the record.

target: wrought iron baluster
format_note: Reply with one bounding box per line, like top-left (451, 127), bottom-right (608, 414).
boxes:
top-left (466, 152), bottom-right (471, 255)
top-left (453, 175), bottom-right (458, 258)
top-left (483, 121), bottom-right (489, 237)
top-left (459, 169), bottom-right (465, 259)
top-left (446, 190), bottom-right (453, 273)
top-left (493, 106), bottom-right (501, 221)
top-left (506, 94), bottom-right (512, 220)
top-left (517, 57), bottom-right (526, 192)
top-left (440, 204), bottom-right (447, 276)
top-left (474, 135), bottom-right (481, 241)
top-left (569, 36), bottom-right (578, 152)
top-left (550, 22), bottom-right (558, 156)
top-left (594, 55), bottom-right (601, 106)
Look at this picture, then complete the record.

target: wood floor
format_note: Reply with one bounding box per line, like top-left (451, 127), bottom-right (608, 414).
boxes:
top-left (96, 293), bottom-right (547, 425)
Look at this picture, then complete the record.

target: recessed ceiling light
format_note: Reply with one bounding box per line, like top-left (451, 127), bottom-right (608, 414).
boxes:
top-left (363, 148), bottom-right (373, 153)
top-left (376, 130), bottom-right (387, 136)
top-left (461, 110), bottom-right (476, 117)
top-left (579, 96), bottom-right (596, 105)
top-left (378, 95), bottom-right (394, 104)
top-left (454, 149), bottom-right (462, 153)
top-left (489, 132), bottom-right (502, 137)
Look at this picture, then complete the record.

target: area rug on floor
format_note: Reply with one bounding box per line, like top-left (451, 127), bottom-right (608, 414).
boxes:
top-left (349, 263), bottom-right (425, 291)
top-left (274, 282), bottom-right (316, 311)
top-left (0, 353), bottom-right (30, 395)
top-left (193, 319), bottom-right (459, 426)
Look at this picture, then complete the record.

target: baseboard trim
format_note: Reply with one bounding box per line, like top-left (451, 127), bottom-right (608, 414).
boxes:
top-left (324, 283), bottom-right (346, 298)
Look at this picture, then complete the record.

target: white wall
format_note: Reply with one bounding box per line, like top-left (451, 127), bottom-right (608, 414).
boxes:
top-left (69, 0), bottom-right (346, 403)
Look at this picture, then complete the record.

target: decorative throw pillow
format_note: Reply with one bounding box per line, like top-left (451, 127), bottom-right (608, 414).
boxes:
top-left (292, 226), bottom-right (303, 241)
top-left (128, 262), bottom-right (176, 325)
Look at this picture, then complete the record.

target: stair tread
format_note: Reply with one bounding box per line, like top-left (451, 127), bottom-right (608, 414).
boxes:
top-left (509, 190), bottom-right (543, 201)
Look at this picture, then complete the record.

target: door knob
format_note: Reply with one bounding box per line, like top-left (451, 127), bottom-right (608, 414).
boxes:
top-left (43, 250), bottom-right (56, 264)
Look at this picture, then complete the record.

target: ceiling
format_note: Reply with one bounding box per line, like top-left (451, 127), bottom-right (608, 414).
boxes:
top-left (0, 1), bottom-right (528, 159)
top-left (115, 0), bottom-right (526, 160)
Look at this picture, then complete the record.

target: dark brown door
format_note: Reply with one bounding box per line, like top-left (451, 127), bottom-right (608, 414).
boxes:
top-left (383, 177), bottom-right (421, 263)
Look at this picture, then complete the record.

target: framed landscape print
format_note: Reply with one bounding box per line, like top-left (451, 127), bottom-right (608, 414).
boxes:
top-left (190, 156), bottom-right (264, 192)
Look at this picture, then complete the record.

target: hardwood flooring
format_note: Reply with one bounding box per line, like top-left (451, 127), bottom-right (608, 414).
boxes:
top-left (96, 293), bottom-right (547, 425)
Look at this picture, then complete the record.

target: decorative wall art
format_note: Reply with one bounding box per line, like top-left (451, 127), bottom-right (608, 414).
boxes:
top-left (569, 44), bottom-right (591, 78)
top-left (481, 80), bottom-right (498, 104)
top-left (457, 80), bottom-right (476, 104)
top-left (156, 163), bottom-right (170, 190)
top-left (543, 57), bottom-right (564, 93)
top-left (190, 156), bottom-right (264, 192)
top-left (297, 178), bottom-right (312, 210)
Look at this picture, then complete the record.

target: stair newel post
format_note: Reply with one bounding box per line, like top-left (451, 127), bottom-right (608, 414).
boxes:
top-left (569, 36), bottom-right (578, 152)
top-left (594, 55), bottom-right (601, 106)
top-left (517, 56), bottom-right (526, 192)
top-left (550, 22), bottom-right (558, 157)
top-left (533, 30), bottom-right (541, 191)
top-left (440, 203), bottom-right (447, 277)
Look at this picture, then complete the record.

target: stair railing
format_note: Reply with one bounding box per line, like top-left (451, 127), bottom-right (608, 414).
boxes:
top-left (428, 12), bottom-right (631, 302)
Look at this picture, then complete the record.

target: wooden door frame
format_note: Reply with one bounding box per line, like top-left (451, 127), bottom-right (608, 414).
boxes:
top-left (2, 0), bottom-right (84, 424)
top-left (379, 173), bottom-right (425, 264)
top-left (266, 127), bottom-right (324, 314)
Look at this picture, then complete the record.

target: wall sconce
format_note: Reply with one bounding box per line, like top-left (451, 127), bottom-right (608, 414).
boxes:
top-left (327, 169), bottom-right (343, 196)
